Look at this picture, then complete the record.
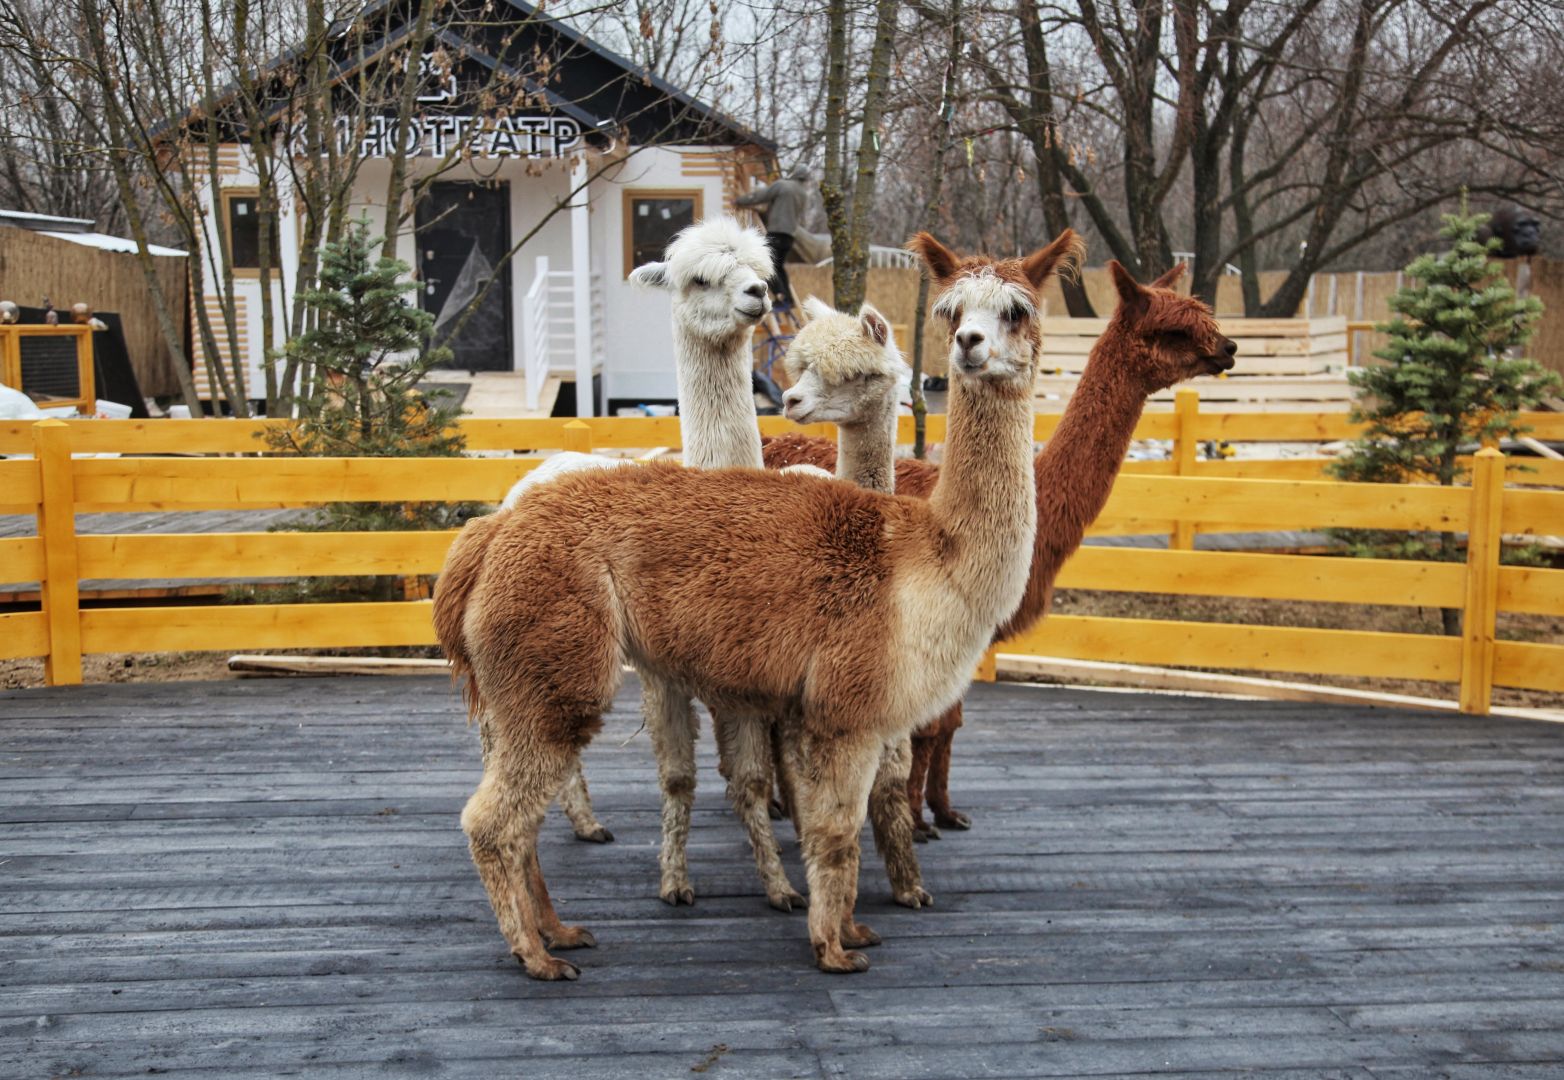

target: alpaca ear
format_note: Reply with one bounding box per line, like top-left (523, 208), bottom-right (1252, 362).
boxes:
top-left (1150, 262), bottom-right (1186, 290)
top-left (1109, 260), bottom-right (1149, 315)
top-left (906, 232), bottom-right (960, 283)
top-left (802, 295), bottom-right (836, 321)
top-left (630, 261), bottom-right (672, 290)
top-left (1020, 228), bottom-right (1086, 289)
top-left (858, 303), bottom-right (890, 347)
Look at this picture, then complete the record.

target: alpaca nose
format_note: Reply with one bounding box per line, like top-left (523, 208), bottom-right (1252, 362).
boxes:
top-left (1223, 339), bottom-right (1238, 357)
top-left (957, 329), bottom-right (984, 352)
top-left (743, 283), bottom-right (768, 300)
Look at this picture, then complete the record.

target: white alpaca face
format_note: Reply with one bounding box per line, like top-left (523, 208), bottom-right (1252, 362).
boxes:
top-left (781, 301), bottom-right (911, 425)
top-left (629, 218), bottom-right (774, 342)
top-left (932, 270), bottom-right (1037, 384)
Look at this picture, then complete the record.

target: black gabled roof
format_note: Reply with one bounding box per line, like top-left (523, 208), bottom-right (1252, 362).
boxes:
top-left (181, 0), bottom-right (773, 152)
top-left (490, 0), bottom-right (772, 151)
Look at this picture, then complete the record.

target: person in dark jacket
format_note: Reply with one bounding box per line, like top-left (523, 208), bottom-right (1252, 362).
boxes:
top-left (735, 165), bottom-right (811, 307)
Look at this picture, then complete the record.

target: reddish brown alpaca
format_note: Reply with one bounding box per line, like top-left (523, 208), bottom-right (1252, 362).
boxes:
top-left (762, 261), bottom-right (1232, 837)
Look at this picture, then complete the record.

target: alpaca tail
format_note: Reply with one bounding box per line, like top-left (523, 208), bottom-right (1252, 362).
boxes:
top-left (433, 513), bottom-right (504, 723)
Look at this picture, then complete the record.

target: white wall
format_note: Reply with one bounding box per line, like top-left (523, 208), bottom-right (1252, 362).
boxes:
top-left (195, 143), bottom-right (740, 408)
top-left (591, 146), bottom-right (732, 405)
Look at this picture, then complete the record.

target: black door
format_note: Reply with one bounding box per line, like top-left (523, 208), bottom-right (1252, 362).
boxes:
top-left (415, 182), bottom-right (512, 371)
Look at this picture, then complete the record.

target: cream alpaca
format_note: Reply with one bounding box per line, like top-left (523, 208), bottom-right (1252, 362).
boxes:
top-left (726, 297), bottom-right (928, 911)
top-left (434, 229), bottom-right (1082, 979)
top-left (535, 295), bottom-right (924, 910)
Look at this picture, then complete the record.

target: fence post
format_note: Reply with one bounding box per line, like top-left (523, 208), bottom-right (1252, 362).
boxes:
top-left (1171, 389), bottom-right (1199, 550)
top-left (33, 419), bottom-right (82, 686)
top-left (0, 327), bottom-right (19, 389)
top-left (562, 419), bottom-right (593, 454)
top-left (1458, 448), bottom-right (1504, 715)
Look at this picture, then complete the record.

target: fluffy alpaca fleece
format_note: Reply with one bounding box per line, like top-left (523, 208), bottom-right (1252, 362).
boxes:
top-left (761, 260), bottom-right (1236, 836)
top-left (434, 229), bottom-right (1083, 979)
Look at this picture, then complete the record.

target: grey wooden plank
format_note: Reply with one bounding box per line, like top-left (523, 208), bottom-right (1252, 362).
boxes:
top-left (2, 674), bottom-right (1562, 1080)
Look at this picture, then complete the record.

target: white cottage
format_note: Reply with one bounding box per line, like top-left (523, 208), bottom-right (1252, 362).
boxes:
top-left (191, 0), bottom-right (775, 416)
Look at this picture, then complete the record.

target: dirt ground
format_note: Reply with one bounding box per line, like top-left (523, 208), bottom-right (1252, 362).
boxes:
top-left (4, 590), bottom-right (1560, 710)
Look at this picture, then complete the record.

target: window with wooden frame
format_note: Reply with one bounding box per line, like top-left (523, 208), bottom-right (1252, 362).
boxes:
top-left (220, 187), bottom-right (280, 279)
top-left (623, 189), bottom-right (703, 278)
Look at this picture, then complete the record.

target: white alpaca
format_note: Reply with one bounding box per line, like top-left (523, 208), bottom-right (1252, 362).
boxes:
top-left (494, 217), bottom-right (773, 860)
top-left (621, 216), bottom-right (776, 904)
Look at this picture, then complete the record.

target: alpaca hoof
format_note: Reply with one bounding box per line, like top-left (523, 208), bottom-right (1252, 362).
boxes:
top-left (933, 809), bottom-right (971, 830)
top-left (895, 886), bottom-right (934, 910)
top-left (914, 822), bottom-right (940, 842)
top-left (768, 888), bottom-right (808, 913)
top-left (516, 953), bottom-right (580, 981)
top-left (842, 922), bottom-right (881, 948)
top-left (767, 798), bottom-right (786, 821)
top-left (574, 825), bottom-right (615, 843)
top-left (661, 884), bottom-right (696, 906)
top-left (545, 925), bottom-right (597, 950)
top-left (816, 948), bottom-right (871, 974)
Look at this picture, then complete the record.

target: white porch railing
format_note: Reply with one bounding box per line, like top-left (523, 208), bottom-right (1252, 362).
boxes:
top-left (522, 256), bottom-right (552, 412)
top-left (521, 258), bottom-right (605, 413)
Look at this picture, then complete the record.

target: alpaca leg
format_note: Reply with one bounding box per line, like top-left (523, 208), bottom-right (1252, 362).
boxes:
top-left (557, 756), bottom-right (613, 843)
top-left (906, 734), bottom-right (938, 841)
top-left (797, 733), bottom-right (882, 973)
top-left (526, 847), bottom-right (596, 949)
top-left (927, 706), bottom-right (971, 830)
top-left (868, 736), bottom-right (932, 909)
top-left (776, 712), bottom-right (810, 841)
top-left (715, 710), bottom-right (805, 912)
top-left (643, 672), bottom-right (698, 905)
top-left (768, 724), bottom-right (795, 823)
top-left (462, 746), bottom-right (581, 981)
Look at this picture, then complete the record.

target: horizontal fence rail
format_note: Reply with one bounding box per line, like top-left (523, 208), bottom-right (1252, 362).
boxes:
top-left (2, 407), bottom-right (1561, 713)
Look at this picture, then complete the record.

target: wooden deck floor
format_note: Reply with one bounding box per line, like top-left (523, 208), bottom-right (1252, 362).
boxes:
top-left (3, 675), bottom-right (1563, 1078)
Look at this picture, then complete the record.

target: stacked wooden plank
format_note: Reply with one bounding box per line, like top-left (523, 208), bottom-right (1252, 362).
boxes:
top-left (1035, 315), bottom-right (1353, 410)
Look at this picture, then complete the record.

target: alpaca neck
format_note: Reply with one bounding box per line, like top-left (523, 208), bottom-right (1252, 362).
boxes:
top-left (836, 395), bottom-right (897, 494)
top-left (675, 321), bottom-right (762, 470)
top-left (927, 365), bottom-right (1037, 623)
top-left (997, 326), bottom-right (1150, 640)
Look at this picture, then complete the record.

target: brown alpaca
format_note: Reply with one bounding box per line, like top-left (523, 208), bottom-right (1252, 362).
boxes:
top-left (434, 229), bottom-right (1083, 979)
top-left (761, 260), bottom-right (1234, 837)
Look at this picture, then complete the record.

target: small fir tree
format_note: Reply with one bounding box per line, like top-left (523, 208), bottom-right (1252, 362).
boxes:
top-left (262, 218), bottom-right (473, 602)
top-left (1329, 201), bottom-right (1558, 632)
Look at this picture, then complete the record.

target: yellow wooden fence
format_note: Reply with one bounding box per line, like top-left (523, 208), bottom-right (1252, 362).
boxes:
top-left (2, 408), bottom-right (1562, 714)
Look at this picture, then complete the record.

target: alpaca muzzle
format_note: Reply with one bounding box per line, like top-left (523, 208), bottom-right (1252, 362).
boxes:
top-left (1203, 338), bottom-right (1238, 374)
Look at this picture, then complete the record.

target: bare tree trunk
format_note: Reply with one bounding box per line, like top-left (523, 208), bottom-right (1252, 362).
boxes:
top-left (910, 0), bottom-right (962, 459)
top-left (835, 0), bottom-right (899, 313)
top-left (822, 0), bottom-right (900, 313)
top-left (79, 0), bottom-right (204, 414)
top-left (381, 0), bottom-right (440, 260)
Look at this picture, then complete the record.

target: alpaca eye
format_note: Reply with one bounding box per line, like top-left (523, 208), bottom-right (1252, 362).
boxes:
top-left (1005, 306), bottom-right (1028, 323)
top-left (691, 276), bottom-right (709, 288)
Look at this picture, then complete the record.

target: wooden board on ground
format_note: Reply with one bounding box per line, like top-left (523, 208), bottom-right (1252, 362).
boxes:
top-left (3, 674), bottom-right (1563, 1078)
